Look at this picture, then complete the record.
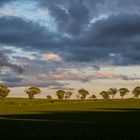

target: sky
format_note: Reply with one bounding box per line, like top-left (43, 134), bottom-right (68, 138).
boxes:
top-left (0, 0), bottom-right (140, 98)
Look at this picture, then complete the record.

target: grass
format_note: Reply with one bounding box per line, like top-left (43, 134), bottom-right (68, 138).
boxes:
top-left (1, 98), bottom-right (140, 139)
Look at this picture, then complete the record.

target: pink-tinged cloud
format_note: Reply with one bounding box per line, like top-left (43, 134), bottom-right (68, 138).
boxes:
top-left (93, 71), bottom-right (127, 79)
top-left (38, 70), bottom-right (129, 82)
top-left (42, 53), bottom-right (62, 61)
top-left (40, 70), bottom-right (88, 82)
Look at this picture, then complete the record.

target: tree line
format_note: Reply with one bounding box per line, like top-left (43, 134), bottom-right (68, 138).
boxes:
top-left (0, 84), bottom-right (140, 100)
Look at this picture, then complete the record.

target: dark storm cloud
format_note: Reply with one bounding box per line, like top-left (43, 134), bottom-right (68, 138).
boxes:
top-left (1, 14), bottom-right (140, 66)
top-left (0, 51), bottom-right (23, 73)
top-left (63, 14), bottom-right (140, 65)
top-left (1, 0), bottom-right (140, 88)
top-left (89, 14), bottom-right (140, 40)
top-left (37, 0), bottom-right (140, 34)
top-left (1, 73), bottom-right (23, 83)
top-left (38, 0), bottom-right (90, 35)
top-left (0, 16), bottom-right (64, 52)
top-left (36, 0), bottom-right (140, 65)
top-left (0, 0), bottom-right (140, 67)
top-left (0, 0), bottom-right (15, 6)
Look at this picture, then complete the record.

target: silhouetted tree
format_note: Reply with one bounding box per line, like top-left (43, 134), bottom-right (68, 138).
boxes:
top-left (108, 88), bottom-right (118, 99)
top-left (119, 88), bottom-right (129, 99)
top-left (56, 90), bottom-right (66, 100)
top-left (89, 94), bottom-right (97, 100)
top-left (132, 87), bottom-right (140, 98)
top-left (65, 91), bottom-right (72, 99)
top-left (46, 95), bottom-right (52, 100)
top-left (0, 84), bottom-right (10, 102)
top-left (24, 86), bottom-right (41, 100)
top-left (78, 89), bottom-right (89, 100)
top-left (100, 91), bottom-right (110, 99)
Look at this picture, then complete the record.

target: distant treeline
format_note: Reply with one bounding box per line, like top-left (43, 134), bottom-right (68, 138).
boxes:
top-left (0, 84), bottom-right (140, 100)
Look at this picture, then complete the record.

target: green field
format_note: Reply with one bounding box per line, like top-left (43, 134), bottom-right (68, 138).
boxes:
top-left (1, 98), bottom-right (140, 139)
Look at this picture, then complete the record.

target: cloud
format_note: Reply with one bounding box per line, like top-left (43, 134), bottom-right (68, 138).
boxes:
top-left (37, 0), bottom-right (90, 35)
top-left (0, 51), bottom-right (23, 74)
top-left (0, 9), bottom-right (20, 17)
top-left (0, 73), bottom-right (23, 83)
top-left (62, 14), bottom-right (140, 66)
top-left (45, 70), bottom-right (90, 82)
top-left (42, 53), bottom-right (62, 61)
top-left (37, 0), bottom-right (140, 34)
top-left (0, 0), bottom-right (16, 6)
top-left (34, 0), bottom-right (140, 65)
top-left (57, 13), bottom-right (140, 66)
top-left (0, 70), bottom-right (65, 87)
top-left (1, 14), bottom-right (140, 66)
top-left (0, 16), bottom-right (62, 52)
top-left (0, 0), bottom-right (140, 88)
top-left (92, 71), bottom-right (128, 80)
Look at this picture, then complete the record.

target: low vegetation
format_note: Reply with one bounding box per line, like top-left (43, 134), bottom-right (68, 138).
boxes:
top-left (0, 98), bottom-right (140, 139)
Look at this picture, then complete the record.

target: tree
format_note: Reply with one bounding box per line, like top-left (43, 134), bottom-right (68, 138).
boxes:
top-left (108, 88), bottom-right (118, 99)
top-left (0, 84), bottom-right (10, 101)
top-left (119, 88), bottom-right (129, 99)
top-left (46, 95), bottom-right (52, 100)
top-left (65, 91), bottom-right (72, 100)
top-left (89, 94), bottom-right (97, 100)
top-left (78, 89), bottom-right (89, 100)
top-left (56, 90), bottom-right (66, 100)
top-left (100, 91), bottom-right (110, 99)
top-left (24, 86), bottom-right (41, 99)
top-left (132, 87), bottom-right (140, 98)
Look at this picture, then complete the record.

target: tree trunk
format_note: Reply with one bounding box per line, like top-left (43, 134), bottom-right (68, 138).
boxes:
top-left (28, 94), bottom-right (34, 105)
top-left (29, 94), bottom-right (34, 100)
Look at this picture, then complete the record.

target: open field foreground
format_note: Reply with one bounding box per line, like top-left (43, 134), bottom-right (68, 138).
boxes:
top-left (1, 98), bottom-right (140, 139)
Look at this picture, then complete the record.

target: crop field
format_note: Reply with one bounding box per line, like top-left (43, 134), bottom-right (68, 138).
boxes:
top-left (0, 98), bottom-right (140, 139)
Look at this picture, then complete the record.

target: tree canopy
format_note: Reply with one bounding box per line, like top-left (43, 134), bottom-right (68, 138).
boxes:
top-left (56, 90), bottom-right (66, 100)
top-left (108, 88), bottom-right (118, 99)
top-left (119, 88), bottom-right (129, 99)
top-left (132, 87), bottom-right (140, 98)
top-left (24, 86), bottom-right (41, 99)
top-left (0, 84), bottom-right (10, 99)
top-left (100, 91), bottom-right (110, 99)
top-left (78, 89), bottom-right (89, 100)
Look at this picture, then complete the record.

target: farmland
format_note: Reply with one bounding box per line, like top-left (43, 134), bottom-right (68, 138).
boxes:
top-left (0, 98), bottom-right (140, 139)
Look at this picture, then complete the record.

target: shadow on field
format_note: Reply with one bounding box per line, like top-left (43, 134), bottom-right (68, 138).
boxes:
top-left (1, 109), bottom-right (140, 139)
top-left (95, 108), bottom-right (140, 112)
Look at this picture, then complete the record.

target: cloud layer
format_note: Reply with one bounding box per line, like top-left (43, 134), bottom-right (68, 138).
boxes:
top-left (0, 0), bottom-right (140, 87)
top-left (0, 51), bottom-right (23, 74)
